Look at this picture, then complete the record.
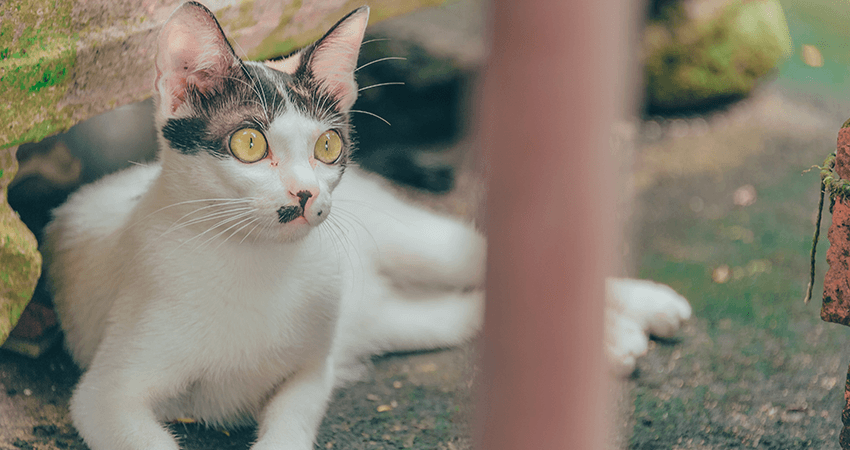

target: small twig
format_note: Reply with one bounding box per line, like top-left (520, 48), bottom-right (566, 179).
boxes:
top-left (805, 177), bottom-right (826, 304)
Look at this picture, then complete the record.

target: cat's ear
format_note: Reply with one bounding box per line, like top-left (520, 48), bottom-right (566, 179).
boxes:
top-left (155, 1), bottom-right (241, 117)
top-left (307, 6), bottom-right (370, 112)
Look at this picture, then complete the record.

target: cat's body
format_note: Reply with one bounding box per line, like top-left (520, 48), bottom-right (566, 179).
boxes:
top-left (43, 4), bottom-right (483, 449)
top-left (46, 160), bottom-right (483, 429)
top-left (42, 3), bottom-right (689, 450)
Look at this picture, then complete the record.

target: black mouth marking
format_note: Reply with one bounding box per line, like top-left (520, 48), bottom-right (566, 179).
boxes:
top-left (277, 205), bottom-right (304, 224)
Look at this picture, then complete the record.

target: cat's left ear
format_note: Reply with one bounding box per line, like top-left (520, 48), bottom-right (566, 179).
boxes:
top-left (306, 6), bottom-right (370, 112)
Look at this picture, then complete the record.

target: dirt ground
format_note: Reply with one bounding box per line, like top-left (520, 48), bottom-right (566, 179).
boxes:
top-left (623, 83), bottom-right (850, 449)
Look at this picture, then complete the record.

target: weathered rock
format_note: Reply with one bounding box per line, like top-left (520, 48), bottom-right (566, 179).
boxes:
top-left (643, 0), bottom-right (792, 112)
top-left (0, 146), bottom-right (41, 345)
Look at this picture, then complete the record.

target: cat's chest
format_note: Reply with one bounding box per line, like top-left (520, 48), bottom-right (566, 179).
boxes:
top-left (140, 236), bottom-right (342, 361)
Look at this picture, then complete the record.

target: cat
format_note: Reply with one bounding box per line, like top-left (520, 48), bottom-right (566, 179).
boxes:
top-left (41, 2), bottom-right (690, 450)
top-left (43, 4), bottom-right (483, 449)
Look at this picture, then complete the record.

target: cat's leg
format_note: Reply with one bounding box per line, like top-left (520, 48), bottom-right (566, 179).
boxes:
top-left (70, 352), bottom-right (184, 450)
top-left (251, 355), bottom-right (335, 450)
top-left (605, 278), bottom-right (692, 375)
top-left (375, 214), bottom-right (486, 291)
top-left (363, 290), bottom-right (484, 355)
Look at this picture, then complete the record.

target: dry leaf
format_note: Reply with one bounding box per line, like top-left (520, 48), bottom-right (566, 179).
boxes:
top-left (733, 184), bottom-right (757, 206)
top-left (417, 363), bottom-right (438, 373)
top-left (712, 265), bottom-right (730, 283)
top-left (377, 404), bottom-right (393, 412)
top-left (801, 44), bottom-right (824, 68)
top-left (366, 394), bottom-right (380, 402)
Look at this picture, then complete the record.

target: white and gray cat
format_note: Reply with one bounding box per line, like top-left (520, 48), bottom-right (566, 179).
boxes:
top-left (42, 3), bottom-right (690, 450)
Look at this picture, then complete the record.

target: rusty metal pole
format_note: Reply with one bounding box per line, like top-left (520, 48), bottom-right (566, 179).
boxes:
top-left (476, 0), bottom-right (631, 448)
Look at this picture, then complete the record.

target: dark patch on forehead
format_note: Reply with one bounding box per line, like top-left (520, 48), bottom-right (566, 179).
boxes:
top-left (242, 63), bottom-right (289, 117)
top-left (162, 117), bottom-right (221, 156)
top-left (162, 62), bottom-right (289, 157)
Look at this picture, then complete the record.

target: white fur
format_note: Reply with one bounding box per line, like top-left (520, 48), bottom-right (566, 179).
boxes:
top-left (43, 156), bottom-right (485, 450)
top-left (605, 278), bottom-right (693, 376)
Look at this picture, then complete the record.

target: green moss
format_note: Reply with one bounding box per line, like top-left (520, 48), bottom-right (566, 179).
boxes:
top-left (0, 147), bottom-right (41, 344)
top-left (644, 0), bottom-right (791, 111)
top-left (0, 0), bottom-right (77, 149)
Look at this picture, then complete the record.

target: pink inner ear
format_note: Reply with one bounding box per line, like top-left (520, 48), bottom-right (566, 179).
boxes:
top-left (156, 2), bottom-right (239, 115)
top-left (308, 8), bottom-right (369, 112)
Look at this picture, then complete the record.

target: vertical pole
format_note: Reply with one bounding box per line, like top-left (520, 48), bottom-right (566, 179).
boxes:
top-left (476, 0), bottom-right (632, 448)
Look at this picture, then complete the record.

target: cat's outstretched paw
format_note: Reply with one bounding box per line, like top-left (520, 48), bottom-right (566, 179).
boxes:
top-left (605, 278), bottom-right (692, 376)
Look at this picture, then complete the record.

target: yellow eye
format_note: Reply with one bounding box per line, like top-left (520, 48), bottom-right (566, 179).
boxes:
top-left (229, 128), bottom-right (268, 163)
top-left (314, 130), bottom-right (343, 164)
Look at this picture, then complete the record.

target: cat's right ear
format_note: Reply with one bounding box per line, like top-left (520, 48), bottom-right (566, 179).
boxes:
top-left (155, 1), bottom-right (241, 118)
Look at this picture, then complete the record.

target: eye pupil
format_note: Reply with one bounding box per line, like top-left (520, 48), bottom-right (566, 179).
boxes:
top-left (229, 128), bottom-right (267, 163)
top-left (313, 130), bottom-right (342, 164)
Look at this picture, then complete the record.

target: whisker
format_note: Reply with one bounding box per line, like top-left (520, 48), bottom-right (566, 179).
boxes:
top-left (361, 37), bottom-right (390, 46)
top-left (210, 216), bottom-right (259, 252)
top-left (358, 82), bottom-right (405, 92)
top-left (355, 57), bottom-right (406, 72)
top-left (191, 211), bottom-right (256, 253)
top-left (348, 109), bottom-right (391, 126)
top-left (132, 198), bottom-right (254, 228)
top-left (240, 219), bottom-right (264, 244)
top-left (167, 210), bottom-right (254, 258)
top-left (162, 206), bottom-right (254, 237)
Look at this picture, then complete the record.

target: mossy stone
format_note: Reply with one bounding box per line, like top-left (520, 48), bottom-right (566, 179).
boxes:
top-left (644, 0), bottom-right (792, 112)
top-left (0, 146), bottom-right (41, 345)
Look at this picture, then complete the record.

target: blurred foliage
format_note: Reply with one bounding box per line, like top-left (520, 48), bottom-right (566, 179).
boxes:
top-left (643, 0), bottom-right (792, 113)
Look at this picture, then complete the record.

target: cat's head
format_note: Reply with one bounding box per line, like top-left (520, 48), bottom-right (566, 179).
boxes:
top-left (153, 1), bottom-right (368, 242)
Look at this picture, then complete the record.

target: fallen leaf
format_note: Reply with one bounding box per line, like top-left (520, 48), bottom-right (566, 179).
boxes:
top-left (377, 404), bottom-right (393, 412)
top-left (712, 265), bottom-right (730, 283)
top-left (417, 363), bottom-right (438, 373)
top-left (733, 184), bottom-right (757, 206)
top-left (802, 44), bottom-right (824, 67)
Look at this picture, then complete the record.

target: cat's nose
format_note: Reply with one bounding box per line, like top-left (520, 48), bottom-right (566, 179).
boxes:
top-left (295, 190), bottom-right (313, 210)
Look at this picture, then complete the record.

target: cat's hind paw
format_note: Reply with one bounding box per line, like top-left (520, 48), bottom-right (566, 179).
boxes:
top-left (605, 278), bottom-right (692, 376)
top-left (607, 278), bottom-right (692, 338)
